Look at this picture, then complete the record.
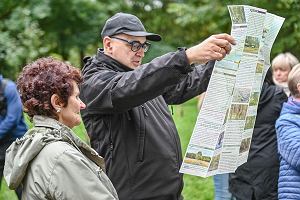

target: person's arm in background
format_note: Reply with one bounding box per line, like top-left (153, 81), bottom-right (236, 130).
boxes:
top-left (276, 117), bottom-right (300, 171)
top-left (0, 81), bottom-right (23, 139)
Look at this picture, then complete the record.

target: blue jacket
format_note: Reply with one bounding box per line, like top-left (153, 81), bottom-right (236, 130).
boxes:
top-left (276, 97), bottom-right (300, 199)
top-left (0, 74), bottom-right (27, 140)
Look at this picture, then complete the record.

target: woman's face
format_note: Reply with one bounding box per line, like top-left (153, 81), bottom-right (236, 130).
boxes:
top-left (58, 82), bottom-right (86, 128)
top-left (273, 65), bottom-right (291, 83)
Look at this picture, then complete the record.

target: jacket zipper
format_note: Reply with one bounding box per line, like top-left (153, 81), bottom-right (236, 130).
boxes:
top-left (138, 105), bottom-right (147, 162)
top-left (108, 116), bottom-right (113, 171)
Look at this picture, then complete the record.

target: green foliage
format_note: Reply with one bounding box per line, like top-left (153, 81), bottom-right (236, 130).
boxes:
top-left (0, 1), bottom-right (45, 80)
top-left (167, 0), bottom-right (300, 58)
top-left (1, 0), bottom-right (299, 79)
top-left (0, 179), bottom-right (17, 200)
top-left (167, 1), bottom-right (229, 45)
top-left (0, 0), bottom-right (118, 79)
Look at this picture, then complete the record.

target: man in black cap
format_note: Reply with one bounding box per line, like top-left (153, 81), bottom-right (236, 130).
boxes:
top-left (80, 12), bottom-right (235, 200)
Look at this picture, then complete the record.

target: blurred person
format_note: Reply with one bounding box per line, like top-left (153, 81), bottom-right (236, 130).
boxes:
top-left (80, 12), bottom-right (235, 200)
top-left (214, 174), bottom-right (234, 200)
top-left (0, 74), bottom-right (27, 200)
top-left (230, 68), bottom-right (287, 200)
top-left (272, 52), bottom-right (299, 96)
top-left (276, 63), bottom-right (300, 199)
top-left (3, 57), bottom-right (118, 200)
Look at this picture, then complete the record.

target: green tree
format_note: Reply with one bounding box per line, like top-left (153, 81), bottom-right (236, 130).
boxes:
top-left (0, 0), bottom-right (126, 79)
top-left (0, 0), bottom-right (46, 80)
top-left (1, 0), bottom-right (300, 78)
top-left (166, 0), bottom-right (300, 58)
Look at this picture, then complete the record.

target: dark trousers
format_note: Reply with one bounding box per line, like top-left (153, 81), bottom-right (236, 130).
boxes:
top-left (0, 134), bottom-right (22, 199)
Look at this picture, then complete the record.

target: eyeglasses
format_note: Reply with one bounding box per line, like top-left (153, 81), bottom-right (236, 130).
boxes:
top-left (110, 36), bottom-right (151, 52)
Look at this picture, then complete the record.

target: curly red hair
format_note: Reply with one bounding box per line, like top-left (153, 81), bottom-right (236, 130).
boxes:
top-left (17, 57), bottom-right (82, 119)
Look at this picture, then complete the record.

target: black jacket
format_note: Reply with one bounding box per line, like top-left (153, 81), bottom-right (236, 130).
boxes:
top-left (80, 49), bottom-right (214, 200)
top-left (229, 82), bottom-right (287, 200)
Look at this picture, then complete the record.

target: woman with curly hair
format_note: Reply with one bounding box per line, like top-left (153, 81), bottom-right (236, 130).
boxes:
top-left (3, 57), bottom-right (118, 200)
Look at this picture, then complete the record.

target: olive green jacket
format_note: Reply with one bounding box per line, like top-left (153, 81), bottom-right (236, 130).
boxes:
top-left (4, 115), bottom-right (118, 200)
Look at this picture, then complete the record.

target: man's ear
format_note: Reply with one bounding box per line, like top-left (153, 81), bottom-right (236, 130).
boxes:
top-left (50, 94), bottom-right (63, 112)
top-left (103, 36), bottom-right (113, 54)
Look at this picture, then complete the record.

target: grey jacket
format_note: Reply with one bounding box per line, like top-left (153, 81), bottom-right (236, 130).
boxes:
top-left (4, 115), bottom-right (118, 200)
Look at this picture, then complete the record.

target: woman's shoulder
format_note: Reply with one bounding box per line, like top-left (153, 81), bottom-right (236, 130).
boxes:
top-left (38, 141), bottom-right (83, 162)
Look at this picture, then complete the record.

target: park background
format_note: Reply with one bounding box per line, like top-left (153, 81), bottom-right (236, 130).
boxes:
top-left (0, 0), bottom-right (299, 199)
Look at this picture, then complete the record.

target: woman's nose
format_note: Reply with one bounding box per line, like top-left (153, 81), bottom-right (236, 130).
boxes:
top-left (80, 101), bottom-right (86, 109)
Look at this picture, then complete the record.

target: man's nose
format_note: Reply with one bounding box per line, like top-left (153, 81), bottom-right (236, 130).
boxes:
top-left (136, 48), bottom-right (145, 57)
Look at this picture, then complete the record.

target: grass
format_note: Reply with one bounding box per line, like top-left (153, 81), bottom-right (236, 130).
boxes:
top-left (173, 98), bottom-right (214, 200)
top-left (0, 98), bottom-right (214, 199)
top-left (0, 179), bottom-right (17, 200)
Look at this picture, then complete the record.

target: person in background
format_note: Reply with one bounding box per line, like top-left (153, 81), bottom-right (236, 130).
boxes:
top-left (214, 173), bottom-right (234, 200)
top-left (3, 57), bottom-right (118, 200)
top-left (230, 68), bottom-right (288, 199)
top-left (272, 52), bottom-right (299, 96)
top-left (276, 63), bottom-right (300, 199)
top-left (80, 12), bottom-right (235, 200)
top-left (0, 74), bottom-right (27, 199)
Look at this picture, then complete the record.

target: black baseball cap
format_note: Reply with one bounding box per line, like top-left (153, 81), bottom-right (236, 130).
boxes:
top-left (101, 12), bottom-right (162, 41)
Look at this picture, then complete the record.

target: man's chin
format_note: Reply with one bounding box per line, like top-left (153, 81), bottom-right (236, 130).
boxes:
top-left (131, 63), bottom-right (140, 68)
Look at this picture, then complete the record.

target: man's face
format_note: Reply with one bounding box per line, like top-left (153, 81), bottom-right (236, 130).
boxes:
top-left (106, 34), bottom-right (147, 69)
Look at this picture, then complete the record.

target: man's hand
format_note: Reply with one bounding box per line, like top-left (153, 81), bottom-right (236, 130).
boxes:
top-left (186, 33), bottom-right (236, 64)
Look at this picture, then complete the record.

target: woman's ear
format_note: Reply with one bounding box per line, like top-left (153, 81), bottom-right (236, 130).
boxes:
top-left (50, 94), bottom-right (63, 113)
top-left (297, 83), bottom-right (300, 94)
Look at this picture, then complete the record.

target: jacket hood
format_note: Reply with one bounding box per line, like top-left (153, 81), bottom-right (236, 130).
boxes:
top-left (4, 115), bottom-right (105, 190)
top-left (280, 97), bottom-right (300, 116)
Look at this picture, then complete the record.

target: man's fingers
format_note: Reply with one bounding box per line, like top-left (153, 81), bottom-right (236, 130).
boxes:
top-left (186, 33), bottom-right (235, 64)
top-left (213, 46), bottom-right (227, 56)
top-left (211, 39), bottom-right (232, 55)
top-left (223, 44), bottom-right (231, 54)
top-left (214, 33), bottom-right (236, 45)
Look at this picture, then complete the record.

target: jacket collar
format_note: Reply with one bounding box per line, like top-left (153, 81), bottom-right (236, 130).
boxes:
top-left (32, 115), bottom-right (106, 170)
top-left (94, 48), bottom-right (133, 72)
top-left (32, 116), bottom-right (85, 150)
top-left (33, 115), bottom-right (62, 130)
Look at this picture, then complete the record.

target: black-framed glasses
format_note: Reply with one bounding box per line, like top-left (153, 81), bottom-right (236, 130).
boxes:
top-left (110, 36), bottom-right (151, 52)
